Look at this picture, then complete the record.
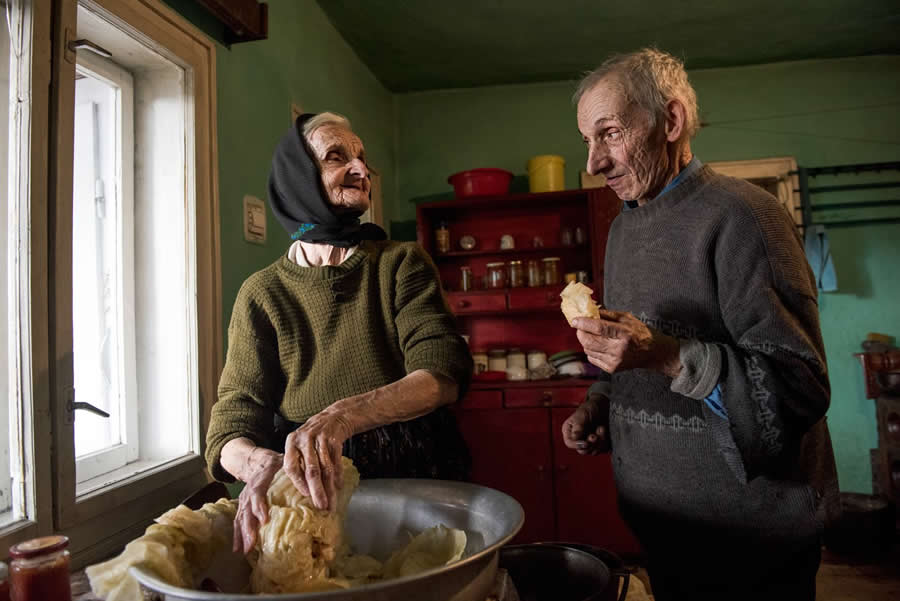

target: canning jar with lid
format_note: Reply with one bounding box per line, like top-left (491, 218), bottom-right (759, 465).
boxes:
top-left (527, 259), bottom-right (542, 287)
top-left (542, 257), bottom-right (561, 286)
top-left (487, 349), bottom-right (507, 372)
top-left (486, 262), bottom-right (507, 289)
top-left (508, 260), bottom-right (525, 288)
top-left (507, 349), bottom-right (526, 370)
top-left (9, 535), bottom-right (72, 601)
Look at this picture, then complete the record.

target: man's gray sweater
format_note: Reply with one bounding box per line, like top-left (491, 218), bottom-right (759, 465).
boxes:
top-left (601, 165), bottom-right (839, 562)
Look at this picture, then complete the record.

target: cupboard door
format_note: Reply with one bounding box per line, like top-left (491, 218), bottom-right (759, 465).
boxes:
top-left (551, 408), bottom-right (642, 556)
top-left (455, 408), bottom-right (555, 543)
top-left (458, 389), bottom-right (503, 410)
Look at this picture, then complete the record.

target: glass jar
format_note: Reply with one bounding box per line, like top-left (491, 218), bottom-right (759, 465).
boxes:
top-left (507, 349), bottom-right (526, 370)
top-left (459, 266), bottom-right (473, 291)
top-left (564, 272), bottom-right (577, 284)
top-left (471, 351), bottom-right (488, 375)
top-left (435, 221), bottom-right (450, 253)
top-left (574, 225), bottom-right (587, 245)
top-left (486, 262), bottom-right (507, 289)
top-left (542, 257), bottom-right (561, 286)
top-left (487, 349), bottom-right (507, 372)
top-left (508, 260), bottom-right (525, 288)
top-left (527, 259), bottom-right (542, 287)
top-left (527, 350), bottom-right (548, 370)
top-left (9, 536), bottom-right (72, 601)
top-left (560, 227), bottom-right (574, 247)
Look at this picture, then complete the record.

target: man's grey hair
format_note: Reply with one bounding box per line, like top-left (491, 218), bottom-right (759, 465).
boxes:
top-left (573, 48), bottom-right (700, 140)
top-left (301, 111), bottom-right (353, 141)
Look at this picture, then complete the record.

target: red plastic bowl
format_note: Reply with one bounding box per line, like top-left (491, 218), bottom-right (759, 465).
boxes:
top-left (448, 168), bottom-right (513, 199)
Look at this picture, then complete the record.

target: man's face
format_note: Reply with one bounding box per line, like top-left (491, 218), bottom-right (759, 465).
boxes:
top-left (308, 125), bottom-right (371, 212)
top-left (576, 76), bottom-right (668, 203)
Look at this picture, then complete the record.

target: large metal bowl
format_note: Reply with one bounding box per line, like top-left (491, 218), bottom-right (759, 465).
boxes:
top-left (131, 478), bottom-right (524, 601)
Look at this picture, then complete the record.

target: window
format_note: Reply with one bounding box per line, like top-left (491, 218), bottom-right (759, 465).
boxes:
top-left (0, 0), bottom-right (221, 564)
top-left (48, 1), bottom-right (222, 548)
top-left (72, 51), bottom-right (138, 485)
top-left (0, 0), bottom-right (53, 548)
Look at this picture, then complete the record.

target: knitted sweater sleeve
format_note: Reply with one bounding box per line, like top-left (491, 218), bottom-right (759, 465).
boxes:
top-left (677, 198), bottom-right (829, 478)
top-left (205, 280), bottom-right (284, 482)
top-left (392, 244), bottom-right (473, 399)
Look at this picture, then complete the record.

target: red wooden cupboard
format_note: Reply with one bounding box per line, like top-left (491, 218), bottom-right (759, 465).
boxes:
top-left (416, 187), bottom-right (642, 556)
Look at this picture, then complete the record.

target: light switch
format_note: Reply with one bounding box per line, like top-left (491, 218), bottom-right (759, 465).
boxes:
top-left (243, 195), bottom-right (266, 244)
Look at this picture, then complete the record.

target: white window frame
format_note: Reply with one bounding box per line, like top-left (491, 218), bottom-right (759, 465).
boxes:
top-left (71, 51), bottom-right (139, 484)
top-left (49, 0), bottom-right (221, 566)
top-left (0, 0), bottom-right (54, 552)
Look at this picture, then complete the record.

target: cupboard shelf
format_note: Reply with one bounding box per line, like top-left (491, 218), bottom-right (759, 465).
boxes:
top-left (434, 244), bottom-right (588, 259)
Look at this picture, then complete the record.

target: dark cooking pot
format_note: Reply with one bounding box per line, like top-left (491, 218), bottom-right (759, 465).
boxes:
top-left (499, 544), bottom-right (629, 601)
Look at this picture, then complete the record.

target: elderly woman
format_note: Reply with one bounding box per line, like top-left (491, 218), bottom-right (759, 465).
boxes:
top-left (206, 112), bottom-right (472, 554)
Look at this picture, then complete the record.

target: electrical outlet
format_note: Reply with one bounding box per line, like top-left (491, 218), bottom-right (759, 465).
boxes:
top-left (243, 195), bottom-right (266, 244)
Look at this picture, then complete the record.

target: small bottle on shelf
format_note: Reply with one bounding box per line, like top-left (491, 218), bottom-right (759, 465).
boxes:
top-left (459, 266), bottom-right (473, 291)
top-left (435, 221), bottom-right (450, 253)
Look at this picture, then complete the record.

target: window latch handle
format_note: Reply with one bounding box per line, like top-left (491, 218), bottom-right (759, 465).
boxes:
top-left (67, 38), bottom-right (112, 58)
top-left (72, 401), bottom-right (110, 419)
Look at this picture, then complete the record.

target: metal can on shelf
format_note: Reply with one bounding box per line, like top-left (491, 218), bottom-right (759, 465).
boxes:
top-left (459, 266), bottom-right (473, 291)
top-left (542, 257), bottom-right (561, 286)
top-left (486, 262), bottom-right (507, 289)
top-left (508, 260), bottom-right (525, 288)
top-left (488, 349), bottom-right (507, 372)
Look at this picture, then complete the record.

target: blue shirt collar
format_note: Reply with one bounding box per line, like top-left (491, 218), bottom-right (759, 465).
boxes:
top-left (622, 156), bottom-right (702, 211)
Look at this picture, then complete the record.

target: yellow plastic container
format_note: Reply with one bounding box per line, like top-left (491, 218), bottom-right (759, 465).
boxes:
top-left (527, 155), bottom-right (566, 193)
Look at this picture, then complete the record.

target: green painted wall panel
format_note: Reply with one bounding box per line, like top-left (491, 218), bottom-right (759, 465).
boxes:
top-left (164, 0), bottom-right (395, 341)
top-left (395, 56), bottom-right (900, 494)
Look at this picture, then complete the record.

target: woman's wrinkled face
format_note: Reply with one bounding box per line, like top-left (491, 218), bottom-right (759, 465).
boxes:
top-left (308, 125), bottom-right (371, 212)
top-left (576, 76), bottom-right (670, 203)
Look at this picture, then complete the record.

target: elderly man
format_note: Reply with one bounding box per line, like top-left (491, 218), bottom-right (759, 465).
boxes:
top-left (561, 49), bottom-right (838, 600)
top-left (206, 112), bottom-right (472, 555)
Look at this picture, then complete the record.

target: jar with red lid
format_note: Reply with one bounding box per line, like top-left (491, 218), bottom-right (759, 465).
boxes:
top-left (9, 535), bottom-right (72, 601)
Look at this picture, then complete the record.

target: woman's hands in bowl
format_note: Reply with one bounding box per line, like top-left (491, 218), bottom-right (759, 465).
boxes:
top-left (233, 447), bottom-right (282, 554)
top-left (283, 409), bottom-right (354, 512)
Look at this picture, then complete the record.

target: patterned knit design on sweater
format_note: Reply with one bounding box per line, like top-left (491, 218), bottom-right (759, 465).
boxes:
top-left (602, 165), bottom-right (838, 559)
top-left (205, 240), bottom-right (472, 482)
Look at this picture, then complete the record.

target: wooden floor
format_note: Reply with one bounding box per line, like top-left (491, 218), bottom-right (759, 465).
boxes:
top-left (621, 544), bottom-right (900, 601)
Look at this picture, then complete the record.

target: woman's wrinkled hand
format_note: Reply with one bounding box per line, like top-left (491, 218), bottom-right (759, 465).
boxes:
top-left (233, 449), bottom-right (282, 554)
top-left (572, 309), bottom-right (681, 378)
top-left (283, 409), bottom-right (353, 512)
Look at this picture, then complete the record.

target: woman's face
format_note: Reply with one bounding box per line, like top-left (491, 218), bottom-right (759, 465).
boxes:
top-left (308, 125), bottom-right (371, 212)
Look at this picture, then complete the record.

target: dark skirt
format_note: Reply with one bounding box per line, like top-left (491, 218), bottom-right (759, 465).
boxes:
top-left (273, 406), bottom-right (471, 482)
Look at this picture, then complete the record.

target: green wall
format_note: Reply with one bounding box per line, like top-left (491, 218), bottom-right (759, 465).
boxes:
top-left (165, 0), bottom-right (395, 339)
top-left (395, 56), bottom-right (900, 494)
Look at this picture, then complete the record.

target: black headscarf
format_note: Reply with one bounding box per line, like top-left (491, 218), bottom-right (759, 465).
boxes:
top-left (267, 113), bottom-right (387, 247)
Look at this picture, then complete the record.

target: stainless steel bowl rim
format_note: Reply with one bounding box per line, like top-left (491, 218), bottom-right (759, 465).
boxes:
top-left (129, 478), bottom-right (524, 599)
